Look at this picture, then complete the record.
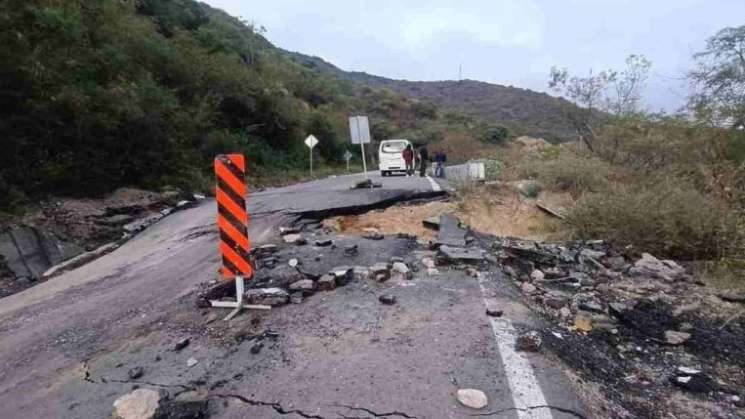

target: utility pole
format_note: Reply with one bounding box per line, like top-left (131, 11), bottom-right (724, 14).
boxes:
top-left (459, 64), bottom-right (462, 81)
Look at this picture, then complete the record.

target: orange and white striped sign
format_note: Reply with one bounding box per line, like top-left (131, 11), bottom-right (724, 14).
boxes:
top-left (214, 154), bottom-right (253, 279)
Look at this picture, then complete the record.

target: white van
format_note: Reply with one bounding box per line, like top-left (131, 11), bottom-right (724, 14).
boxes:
top-left (378, 139), bottom-right (412, 176)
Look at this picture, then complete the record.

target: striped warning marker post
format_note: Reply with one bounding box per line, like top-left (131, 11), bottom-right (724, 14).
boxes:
top-left (210, 154), bottom-right (269, 319)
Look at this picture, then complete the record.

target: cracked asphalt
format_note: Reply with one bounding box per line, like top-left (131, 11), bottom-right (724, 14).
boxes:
top-left (0, 172), bottom-right (586, 418)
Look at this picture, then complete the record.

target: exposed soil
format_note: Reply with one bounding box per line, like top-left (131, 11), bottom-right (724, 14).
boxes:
top-left (325, 186), bottom-right (572, 242)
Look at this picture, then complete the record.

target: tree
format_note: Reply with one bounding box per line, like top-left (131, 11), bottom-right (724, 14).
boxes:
top-left (480, 124), bottom-right (509, 144)
top-left (549, 54), bottom-right (652, 151)
top-left (608, 55), bottom-right (652, 115)
top-left (689, 26), bottom-right (745, 129)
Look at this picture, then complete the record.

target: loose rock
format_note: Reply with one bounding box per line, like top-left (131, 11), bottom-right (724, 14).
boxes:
top-left (521, 282), bottom-right (537, 294)
top-left (664, 330), bottom-right (691, 345)
top-left (283, 234), bottom-right (306, 245)
top-left (370, 263), bottom-right (391, 282)
top-left (344, 244), bottom-right (358, 256)
top-left (186, 357), bottom-right (198, 368)
top-left (362, 229), bottom-right (384, 240)
top-left (330, 266), bottom-right (354, 286)
top-left (456, 388), bottom-right (488, 409)
top-left (486, 308), bottom-right (503, 317)
top-left (314, 239), bottom-right (333, 247)
top-left (317, 274), bottom-right (336, 291)
top-left (174, 338), bottom-right (190, 352)
top-left (515, 330), bottom-right (542, 352)
top-left (379, 294), bottom-right (397, 305)
top-left (112, 389), bottom-right (162, 419)
top-left (392, 262), bottom-right (413, 280)
top-left (127, 366), bottom-right (145, 380)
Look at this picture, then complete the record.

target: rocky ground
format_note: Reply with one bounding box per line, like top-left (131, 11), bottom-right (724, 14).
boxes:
top-left (494, 236), bottom-right (745, 418)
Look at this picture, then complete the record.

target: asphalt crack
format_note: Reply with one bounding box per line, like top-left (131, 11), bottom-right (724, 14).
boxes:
top-left (333, 404), bottom-right (418, 418)
top-left (212, 393), bottom-right (327, 419)
top-left (469, 404), bottom-right (587, 419)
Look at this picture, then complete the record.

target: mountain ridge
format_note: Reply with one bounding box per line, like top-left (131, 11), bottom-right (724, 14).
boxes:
top-left (282, 50), bottom-right (576, 142)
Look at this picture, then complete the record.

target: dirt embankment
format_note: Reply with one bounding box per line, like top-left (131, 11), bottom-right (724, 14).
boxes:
top-left (0, 187), bottom-right (202, 298)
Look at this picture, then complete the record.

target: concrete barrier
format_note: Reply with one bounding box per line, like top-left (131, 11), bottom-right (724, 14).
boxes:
top-left (442, 161), bottom-right (486, 182)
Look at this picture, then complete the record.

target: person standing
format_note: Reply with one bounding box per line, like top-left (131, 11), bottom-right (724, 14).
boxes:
top-left (434, 150), bottom-right (447, 178)
top-left (402, 144), bottom-right (414, 176)
top-left (418, 145), bottom-right (429, 177)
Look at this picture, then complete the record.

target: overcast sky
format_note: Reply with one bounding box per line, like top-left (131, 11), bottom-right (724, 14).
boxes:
top-left (204, 0), bottom-right (745, 112)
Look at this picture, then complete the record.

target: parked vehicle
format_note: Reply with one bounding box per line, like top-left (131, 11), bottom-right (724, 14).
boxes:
top-left (378, 139), bottom-right (412, 176)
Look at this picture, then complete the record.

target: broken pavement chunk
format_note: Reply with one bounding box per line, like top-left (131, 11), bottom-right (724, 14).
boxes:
top-left (279, 226), bottom-right (300, 236)
top-left (314, 239), bottom-right (333, 247)
top-left (370, 262), bottom-right (391, 282)
top-left (245, 288), bottom-right (289, 306)
top-left (438, 245), bottom-right (485, 263)
top-left (317, 274), bottom-right (336, 291)
top-left (436, 214), bottom-right (467, 247)
top-left (330, 266), bottom-right (353, 286)
top-left (288, 279), bottom-right (315, 295)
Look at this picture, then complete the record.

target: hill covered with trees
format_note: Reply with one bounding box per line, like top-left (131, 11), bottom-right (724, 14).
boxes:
top-left (0, 0), bottom-right (475, 212)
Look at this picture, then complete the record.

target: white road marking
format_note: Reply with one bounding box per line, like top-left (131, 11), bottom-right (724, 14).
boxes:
top-left (425, 175), bottom-right (442, 192)
top-left (478, 277), bottom-right (553, 419)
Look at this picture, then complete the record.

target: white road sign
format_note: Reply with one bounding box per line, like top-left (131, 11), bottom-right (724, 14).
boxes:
top-left (304, 135), bottom-right (319, 149)
top-left (343, 150), bottom-right (353, 161)
top-left (348, 116), bottom-right (371, 144)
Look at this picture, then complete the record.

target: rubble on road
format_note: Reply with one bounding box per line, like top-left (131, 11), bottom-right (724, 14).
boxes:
top-left (515, 330), bottom-right (542, 352)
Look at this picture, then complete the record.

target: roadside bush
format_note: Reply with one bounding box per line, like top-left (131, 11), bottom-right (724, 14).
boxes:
top-left (518, 152), bottom-right (613, 195)
top-left (479, 124), bottom-right (510, 144)
top-left (483, 159), bottom-right (502, 181)
top-left (566, 179), bottom-right (741, 260)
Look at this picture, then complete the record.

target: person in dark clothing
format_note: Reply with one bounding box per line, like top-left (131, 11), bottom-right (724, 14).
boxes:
top-left (418, 145), bottom-right (429, 177)
top-left (402, 144), bottom-right (414, 176)
top-left (434, 150), bottom-right (447, 178)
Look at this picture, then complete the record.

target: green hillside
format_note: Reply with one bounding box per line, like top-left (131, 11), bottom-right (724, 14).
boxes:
top-left (0, 0), bottom-right (467, 212)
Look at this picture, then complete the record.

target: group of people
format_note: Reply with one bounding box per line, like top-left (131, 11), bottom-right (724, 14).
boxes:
top-left (402, 145), bottom-right (447, 178)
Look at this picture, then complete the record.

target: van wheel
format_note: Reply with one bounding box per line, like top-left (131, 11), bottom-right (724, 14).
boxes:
top-left (381, 171), bottom-right (388, 177)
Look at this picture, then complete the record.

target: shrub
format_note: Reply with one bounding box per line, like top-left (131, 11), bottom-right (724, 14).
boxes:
top-left (518, 152), bottom-right (613, 194)
top-left (483, 159), bottom-right (502, 181)
top-left (480, 124), bottom-right (510, 144)
top-left (566, 179), bottom-right (742, 260)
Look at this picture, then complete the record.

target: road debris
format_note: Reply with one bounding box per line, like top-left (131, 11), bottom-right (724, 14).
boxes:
top-left (486, 308), bottom-right (503, 317)
top-left (378, 294), bottom-right (397, 305)
top-left (456, 388), bottom-right (488, 409)
top-left (515, 330), bottom-right (542, 352)
top-left (127, 366), bottom-right (145, 380)
top-left (174, 338), bottom-right (190, 352)
top-left (282, 234), bottom-right (306, 245)
top-left (186, 357), bottom-right (198, 368)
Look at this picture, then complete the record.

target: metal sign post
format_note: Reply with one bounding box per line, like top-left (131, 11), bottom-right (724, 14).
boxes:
top-left (304, 135), bottom-right (319, 177)
top-left (212, 154), bottom-right (268, 320)
top-left (349, 116), bottom-right (371, 180)
top-left (343, 150), bottom-right (353, 172)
